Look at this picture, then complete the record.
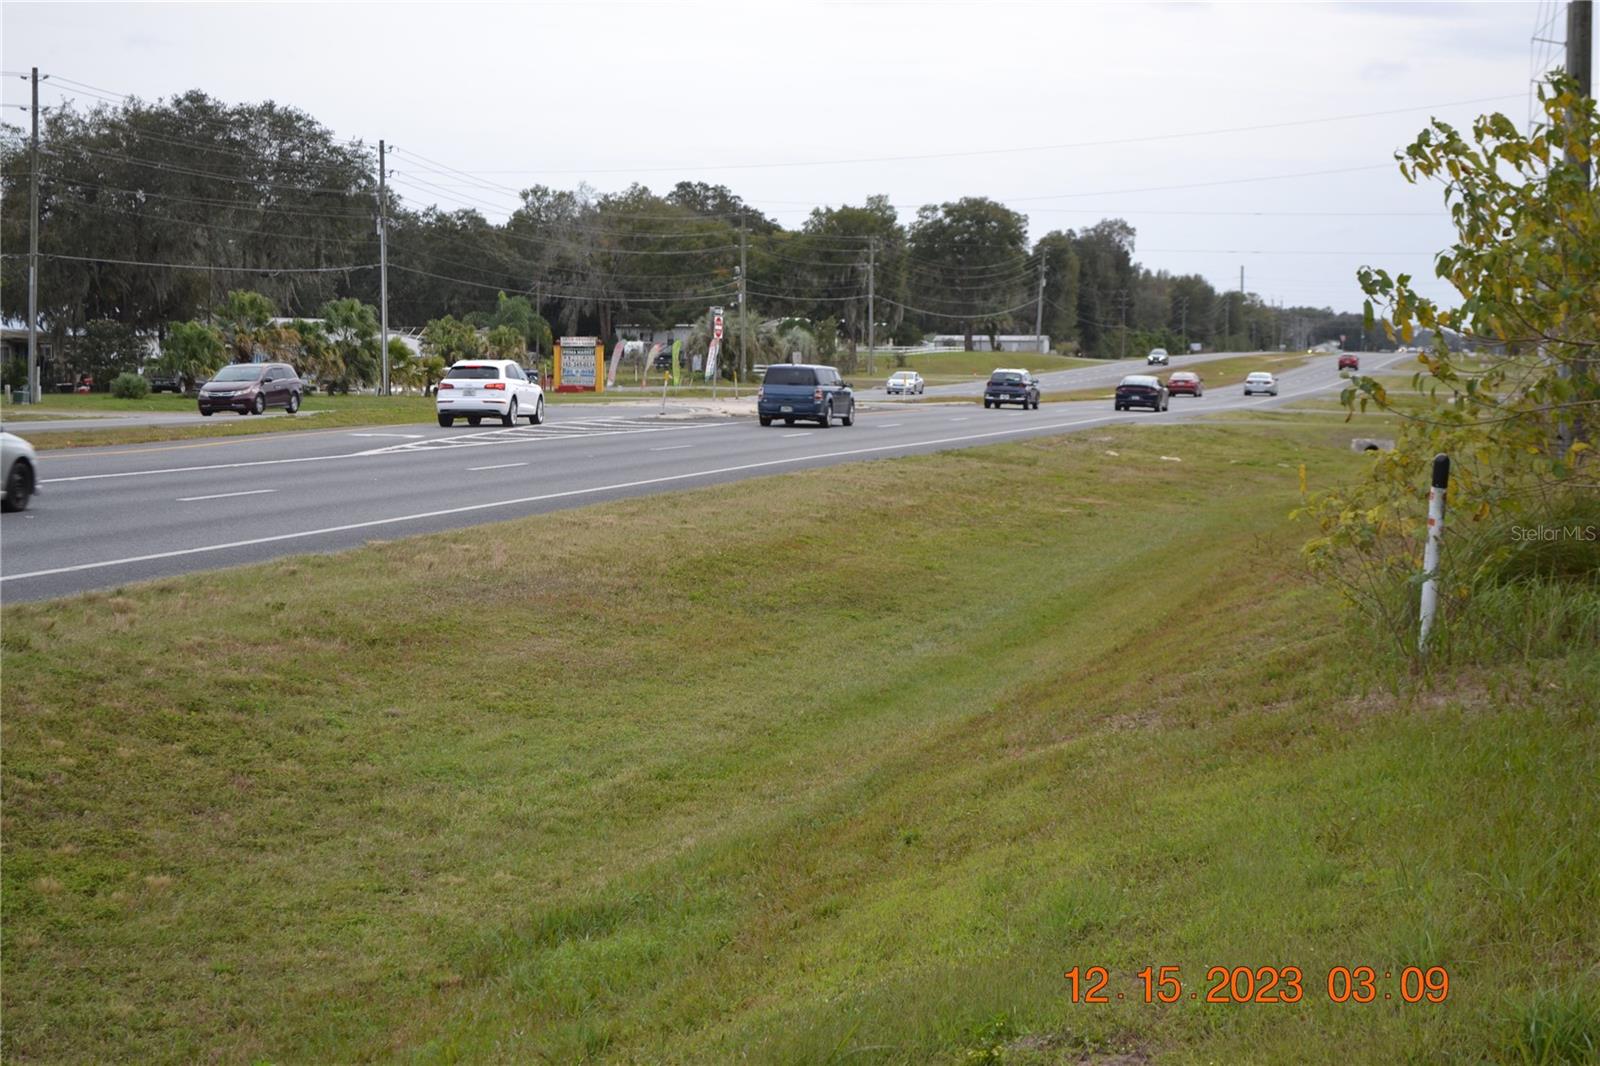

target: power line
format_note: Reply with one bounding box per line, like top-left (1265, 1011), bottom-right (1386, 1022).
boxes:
top-left (22, 252), bottom-right (375, 273)
top-left (432, 94), bottom-right (1525, 177)
top-left (878, 295), bottom-right (1042, 320)
top-left (385, 262), bottom-right (736, 303)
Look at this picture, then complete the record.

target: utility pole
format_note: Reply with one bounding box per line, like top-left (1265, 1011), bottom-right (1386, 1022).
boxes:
top-left (1177, 295), bottom-right (1189, 352)
top-left (1033, 261), bottom-right (1047, 354)
top-left (866, 237), bottom-right (876, 376)
top-left (1561, 0), bottom-right (1594, 454)
top-left (738, 213), bottom-right (748, 379)
top-left (377, 139), bottom-right (390, 395)
top-left (27, 67), bottom-right (42, 403)
top-left (1570, 0), bottom-right (1593, 184)
top-left (1118, 289), bottom-right (1128, 360)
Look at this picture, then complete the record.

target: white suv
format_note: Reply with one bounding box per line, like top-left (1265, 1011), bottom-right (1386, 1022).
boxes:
top-left (1146, 348), bottom-right (1169, 366)
top-left (435, 360), bottom-right (545, 427)
top-left (1243, 371), bottom-right (1278, 397)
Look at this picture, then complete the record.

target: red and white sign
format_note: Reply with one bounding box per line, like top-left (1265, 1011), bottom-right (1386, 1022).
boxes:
top-left (712, 306), bottom-right (724, 341)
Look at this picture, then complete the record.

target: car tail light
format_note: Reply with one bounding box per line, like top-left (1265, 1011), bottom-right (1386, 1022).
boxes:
top-left (813, 388), bottom-right (823, 401)
top-left (757, 387), bottom-right (764, 399)
top-left (485, 382), bottom-right (506, 390)
top-left (438, 382), bottom-right (454, 390)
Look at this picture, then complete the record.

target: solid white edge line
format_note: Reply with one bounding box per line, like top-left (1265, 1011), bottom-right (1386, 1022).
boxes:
top-left (4, 416), bottom-right (1112, 583)
top-left (466, 462), bottom-right (529, 471)
top-left (175, 489), bottom-right (278, 502)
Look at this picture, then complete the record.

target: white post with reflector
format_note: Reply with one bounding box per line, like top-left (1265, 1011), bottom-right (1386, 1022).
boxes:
top-left (1418, 453), bottom-right (1449, 654)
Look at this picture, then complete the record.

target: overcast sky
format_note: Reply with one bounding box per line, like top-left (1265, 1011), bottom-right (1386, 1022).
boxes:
top-left (2, 1), bottom-right (1577, 312)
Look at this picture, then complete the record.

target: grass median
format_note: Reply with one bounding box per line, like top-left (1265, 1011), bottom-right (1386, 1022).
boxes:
top-left (2, 419), bottom-right (1594, 1063)
top-left (0, 391), bottom-right (744, 450)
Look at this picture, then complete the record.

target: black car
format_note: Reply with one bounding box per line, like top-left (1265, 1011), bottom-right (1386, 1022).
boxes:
top-left (1114, 374), bottom-right (1169, 412)
top-left (147, 371), bottom-right (184, 394)
top-left (757, 363), bottom-right (856, 427)
top-left (197, 362), bottom-right (304, 416)
top-left (984, 369), bottom-right (1040, 409)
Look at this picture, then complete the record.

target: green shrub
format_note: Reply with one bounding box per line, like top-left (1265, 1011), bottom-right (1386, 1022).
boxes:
top-left (110, 372), bottom-right (150, 399)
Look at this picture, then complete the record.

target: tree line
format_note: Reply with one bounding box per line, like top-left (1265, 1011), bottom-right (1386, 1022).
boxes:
top-left (1, 89), bottom-right (1366, 385)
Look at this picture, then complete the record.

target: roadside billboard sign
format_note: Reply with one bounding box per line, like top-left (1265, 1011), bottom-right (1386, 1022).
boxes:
top-left (554, 336), bottom-right (602, 392)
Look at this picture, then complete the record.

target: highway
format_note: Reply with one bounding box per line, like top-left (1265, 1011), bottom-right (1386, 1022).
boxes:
top-left (0, 350), bottom-right (1406, 602)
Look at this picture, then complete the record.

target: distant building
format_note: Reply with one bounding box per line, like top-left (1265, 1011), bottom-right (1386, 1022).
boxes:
top-left (928, 334), bottom-right (1049, 353)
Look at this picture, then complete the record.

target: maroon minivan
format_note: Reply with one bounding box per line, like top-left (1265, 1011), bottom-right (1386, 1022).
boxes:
top-left (197, 362), bottom-right (303, 416)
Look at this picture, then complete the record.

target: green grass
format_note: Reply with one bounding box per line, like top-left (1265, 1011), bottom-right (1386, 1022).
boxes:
top-left (1, 392), bottom-right (739, 450)
top-left (875, 350), bottom-right (1108, 387)
top-left (2, 420), bottom-right (1595, 1063)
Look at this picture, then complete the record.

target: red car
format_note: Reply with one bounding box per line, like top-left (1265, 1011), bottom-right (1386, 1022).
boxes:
top-left (1167, 371), bottom-right (1203, 397)
top-left (1338, 353), bottom-right (1360, 370)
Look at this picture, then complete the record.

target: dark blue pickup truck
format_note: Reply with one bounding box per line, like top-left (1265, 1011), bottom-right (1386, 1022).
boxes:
top-left (757, 364), bottom-right (856, 427)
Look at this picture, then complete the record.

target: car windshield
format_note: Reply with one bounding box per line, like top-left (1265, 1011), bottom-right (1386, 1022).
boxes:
top-left (1248, 373), bottom-right (1272, 381)
top-left (890, 373), bottom-right (912, 381)
top-left (210, 365), bottom-right (264, 382)
top-left (1171, 373), bottom-right (1196, 381)
top-left (446, 365), bottom-right (502, 380)
top-left (1120, 376), bottom-right (1157, 387)
top-left (989, 373), bottom-right (1025, 385)
top-left (764, 366), bottom-right (817, 386)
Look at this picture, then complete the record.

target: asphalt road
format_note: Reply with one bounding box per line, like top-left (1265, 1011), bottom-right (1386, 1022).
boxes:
top-left (885, 346), bottom-right (1275, 399)
top-left (0, 350), bottom-right (1406, 602)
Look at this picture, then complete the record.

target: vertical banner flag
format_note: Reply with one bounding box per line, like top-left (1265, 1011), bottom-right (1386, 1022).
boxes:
top-left (606, 340), bottom-right (626, 388)
top-left (646, 343), bottom-right (662, 383)
top-left (670, 340), bottom-right (682, 385)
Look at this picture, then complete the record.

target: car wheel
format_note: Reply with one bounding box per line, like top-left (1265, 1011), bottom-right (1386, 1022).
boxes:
top-left (252, 394), bottom-right (266, 415)
top-left (983, 399), bottom-right (992, 409)
top-left (286, 392), bottom-right (301, 414)
top-left (1114, 403), bottom-right (1123, 411)
top-left (528, 397), bottom-right (544, 425)
top-left (818, 402), bottom-right (832, 428)
top-left (841, 403), bottom-right (854, 427)
top-left (200, 409), bottom-right (213, 417)
top-left (2, 459), bottom-right (33, 512)
top-left (468, 416), bottom-right (482, 426)
top-left (502, 398), bottom-right (518, 426)
top-left (784, 418), bottom-right (794, 425)
top-left (438, 414), bottom-right (453, 427)
top-left (759, 415), bottom-right (773, 426)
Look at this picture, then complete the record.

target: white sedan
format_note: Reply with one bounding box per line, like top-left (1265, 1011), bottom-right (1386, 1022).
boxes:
top-left (885, 370), bottom-right (925, 395)
top-left (1243, 371), bottom-right (1279, 397)
top-left (2, 430), bottom-right (38, 512)
top-left (435, 359), bottom-right (545, 427)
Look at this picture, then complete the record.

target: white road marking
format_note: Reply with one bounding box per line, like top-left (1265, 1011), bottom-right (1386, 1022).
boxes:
top-left (649, 444), bottom-right (693, 452)
top-left (40, 419), bottom-right (735, 484)
top-left (3, 415), bottom-right (1117, 584)
top-left (950, 417), bottom-right (970, 422)
top-left (349, 432), bottom-right (425, 439)
top-left (878, 422), bottom-right (902, 428)
top-left (467, 462), bottom-right (528, 471)
top-left (176, 489), bottom-right (277, 502)
top-left (782, 432), bottom-right (809, 438)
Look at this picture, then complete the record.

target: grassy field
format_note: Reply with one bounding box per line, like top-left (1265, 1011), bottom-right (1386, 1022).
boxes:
top-left (2, 420), bottom-right (1596, 1063)
top-left (874, 350), bottom-right (1109, 387)
top-left (0, 391), bottom-right (740, 450)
